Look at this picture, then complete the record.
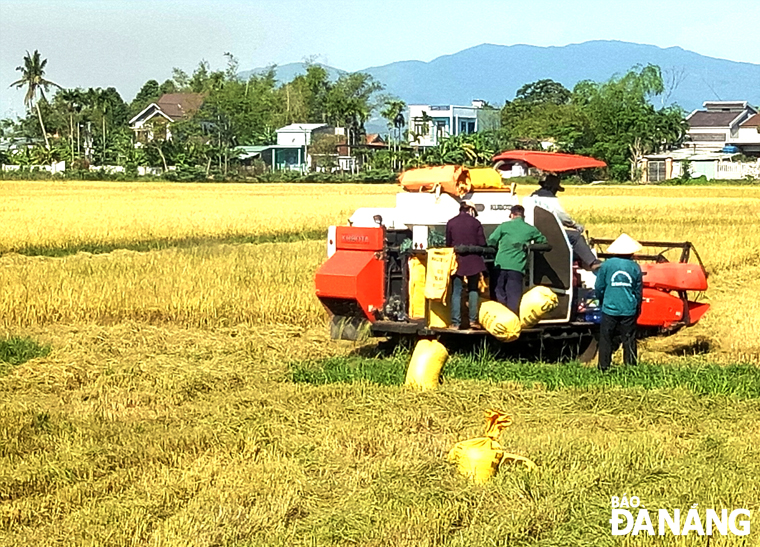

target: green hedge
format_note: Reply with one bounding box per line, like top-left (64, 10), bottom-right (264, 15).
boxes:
top-left (0, 166), bottom-right (399, 183)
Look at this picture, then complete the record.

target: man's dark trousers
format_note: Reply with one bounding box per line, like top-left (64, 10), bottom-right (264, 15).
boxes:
top-left (598, 313), bottom-right (637, 371)
top-left (495, 269), bottom-right (523, 316)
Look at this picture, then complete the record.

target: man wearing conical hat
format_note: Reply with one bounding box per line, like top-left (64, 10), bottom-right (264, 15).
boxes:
top-left (594, 234), bottom-right (644, 372)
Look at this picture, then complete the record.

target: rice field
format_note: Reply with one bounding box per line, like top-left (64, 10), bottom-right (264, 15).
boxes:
top-left (0, 180), bottom-right (759, 546)
top-left (0, 181), bottom-right (398, 255)
top-left (0, 182), bottom-right (758, 358)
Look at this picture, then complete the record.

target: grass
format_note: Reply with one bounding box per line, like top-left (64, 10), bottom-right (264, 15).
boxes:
top-left (290, 351), bottom-right (760, 398)
top-left (0, 336), bottom-right (50, 375)
top-left (0, 325), bottom-right (758, 546)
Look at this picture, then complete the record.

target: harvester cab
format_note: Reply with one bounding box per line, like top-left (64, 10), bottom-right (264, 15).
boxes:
top-left (314, 152), bottom-right (709, 361)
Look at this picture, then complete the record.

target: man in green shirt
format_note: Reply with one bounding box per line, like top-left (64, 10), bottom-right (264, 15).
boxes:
top-left (594, 233), bottom-right (644, 372)
top-left (487, 205), bottom-right (547, 314)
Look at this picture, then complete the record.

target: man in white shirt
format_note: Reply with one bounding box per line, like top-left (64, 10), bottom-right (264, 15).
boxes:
top-left (530, 174), bottom-right (601, 271)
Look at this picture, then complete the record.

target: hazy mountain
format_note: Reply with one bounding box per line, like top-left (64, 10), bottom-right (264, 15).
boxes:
top-left (238, 62), bottom-right (345, 83)
top-left (242, 41), bottom-right (760, 113)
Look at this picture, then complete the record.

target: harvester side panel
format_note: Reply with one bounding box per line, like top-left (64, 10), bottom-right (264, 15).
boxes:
top-left (638, 288), bottom-right (687, 327)
top-left (641, 262), bottom-right (708, 291)
top-left (528, 204), bottom-right (573, 322)
top-left (315, 250), bottom-right (384, 322)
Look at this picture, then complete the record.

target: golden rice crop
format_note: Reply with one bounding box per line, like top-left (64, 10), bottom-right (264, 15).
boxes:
top-left (0, 181), bottom-right (758, 359)
top-left (0, 181), bottom-right (398, 253)
top-left (560, 186), bottom-right (760, 272)
top-left (0, 241), bottom-right (326, 328)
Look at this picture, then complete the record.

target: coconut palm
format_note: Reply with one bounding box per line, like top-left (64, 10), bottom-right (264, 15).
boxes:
top-left (9, 50), bottom-right (62, 149)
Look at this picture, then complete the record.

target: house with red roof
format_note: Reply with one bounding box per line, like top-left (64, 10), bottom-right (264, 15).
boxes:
top-left (129, 93), bottom-right (204, 143)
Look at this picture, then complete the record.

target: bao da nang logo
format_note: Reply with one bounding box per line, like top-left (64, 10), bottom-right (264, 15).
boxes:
top-left (610, 496), bottom-right (751, 537)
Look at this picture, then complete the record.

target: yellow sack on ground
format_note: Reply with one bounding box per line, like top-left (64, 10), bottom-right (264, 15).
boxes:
top-left (448, 436), bottom-right (504, 484)
top-left (479, 300), bottom-right (521, 342)
top-left (519, 286), bottom-right (559, 328)
top-left (408, 256), bottom-right (427, 319)
top-left (405, 339), bottom-right (448, 390)
top-left (447, 410), bottom-right (536, 483)
top-left (424, 248), bottom-right (457, 301)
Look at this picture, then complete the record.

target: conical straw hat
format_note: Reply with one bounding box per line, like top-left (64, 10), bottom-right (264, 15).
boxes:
top-left (606, 233), bottom-right (643, 255)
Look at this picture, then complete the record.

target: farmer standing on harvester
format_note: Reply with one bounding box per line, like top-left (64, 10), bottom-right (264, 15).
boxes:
top-left (530, 174), bottom-right (602, 271)
top-left (446, 200), bottom-right (487, 330)
top-left (487, 205), bottom-right (547, 316)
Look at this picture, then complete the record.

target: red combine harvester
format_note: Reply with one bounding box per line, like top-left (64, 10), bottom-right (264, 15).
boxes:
top-left (315, 151), bottom-right (709, 362)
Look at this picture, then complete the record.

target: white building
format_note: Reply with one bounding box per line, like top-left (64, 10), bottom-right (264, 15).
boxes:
top-left (731, 113), bottom-right (760, 155)
top-left (684, 101), bottom-right (758, 152)
top-left (408, 100), bottom-right (500, 147)
top-left (275, 123), bottom-right (330, 147)
top-left (237, 123), bottom-right (342, 171)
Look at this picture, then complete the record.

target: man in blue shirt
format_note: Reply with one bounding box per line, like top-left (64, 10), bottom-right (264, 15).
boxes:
top-left (594, 234), bottom-right (644, 372)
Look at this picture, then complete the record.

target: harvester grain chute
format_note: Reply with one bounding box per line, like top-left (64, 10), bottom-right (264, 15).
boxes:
top-left (314, 151), bottom-right (709, 362)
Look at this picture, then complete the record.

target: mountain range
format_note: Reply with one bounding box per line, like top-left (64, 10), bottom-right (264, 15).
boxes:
top-left (240, 40), bottom-right (760, 114)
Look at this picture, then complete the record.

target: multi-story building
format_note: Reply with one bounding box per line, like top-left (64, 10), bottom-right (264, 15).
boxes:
top-left (407, 100), bottom-right (500, 147)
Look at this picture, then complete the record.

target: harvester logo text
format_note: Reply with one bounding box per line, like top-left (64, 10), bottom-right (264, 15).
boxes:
top-left (610, 496), bottom-right (751, 537)
top-left (341, 235), bottom-right (369, 243)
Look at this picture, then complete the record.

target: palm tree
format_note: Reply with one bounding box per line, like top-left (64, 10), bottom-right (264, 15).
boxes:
top-left (9, 50), bottom-right (62, 149)
top-left (58, 88), bottom-right (83, 161)
top-left (381, 99), bottom-right (406, 139)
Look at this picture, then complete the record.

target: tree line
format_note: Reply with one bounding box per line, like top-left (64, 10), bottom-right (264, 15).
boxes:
top-left (2, 50), bottom-right (687, 181)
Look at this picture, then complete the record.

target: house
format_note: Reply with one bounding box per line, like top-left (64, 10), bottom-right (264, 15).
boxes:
top-left (640, 148), bottom-right (760, 182)
top-left (129, 93), bottom-right (204, 143)
top-left (732, 113), bottom-right (760, 155)
top-left (407, 100), bottom-right (501, 147)
top-left (684, 101), bottom-right (758, 153)
top-left (640, 100), bottom-right (760, 182)
top-left (235, 123), bottom-right (339, 171)
top-left (335, 133), bottom-right (387, 172)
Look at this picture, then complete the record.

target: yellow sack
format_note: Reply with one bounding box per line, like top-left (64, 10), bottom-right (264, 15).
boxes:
top-left (405, 339), bottom-right (448, 391)
top-left (408, 256), bottom-right (427, 319)
top-left (398, 165), bottom-right (472, 197)
top-left (519, 286), bottom-right (559, 328)
top-left (447, 410), bottom-right (536, 483)
top-left (468, 167), bottom-right (505, 190)
top-left (478, 300), bottom-right (521, 342)
top-left (448, 436), bottom-right (504, 484)
top-left (427, 298), bottom-right (450, 328)
top-left (424, 248), bottom-right (457, 301)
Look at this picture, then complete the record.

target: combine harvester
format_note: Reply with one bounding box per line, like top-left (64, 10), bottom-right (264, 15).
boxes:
top-left (315, 151), bottom-right (709, 362)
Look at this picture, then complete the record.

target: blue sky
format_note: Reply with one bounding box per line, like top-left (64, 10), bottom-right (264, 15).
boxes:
top-left (2, 0), bottom-right (760, 117)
